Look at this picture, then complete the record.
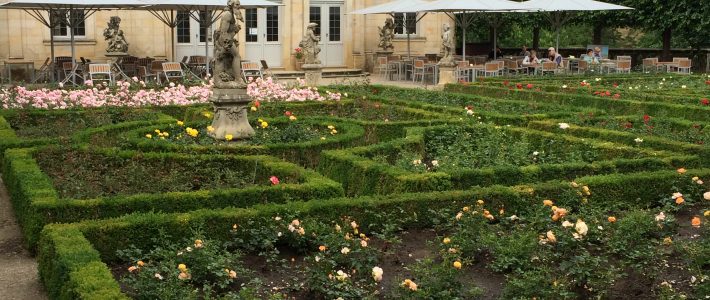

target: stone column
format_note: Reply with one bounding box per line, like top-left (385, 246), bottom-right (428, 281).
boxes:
top-left (437, 64), bottom-right (457, 86)
top-left (209, 88), bottom-right (255, 140)
top-left (302, 63), bottom-right (323, 86)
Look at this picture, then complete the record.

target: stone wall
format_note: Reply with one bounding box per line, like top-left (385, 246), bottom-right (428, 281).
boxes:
top-left (0, 1), bottom-right (455, 71)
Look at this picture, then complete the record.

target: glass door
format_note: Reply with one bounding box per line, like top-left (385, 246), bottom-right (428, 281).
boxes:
top-left (309, 3), bottom-right (344, 67)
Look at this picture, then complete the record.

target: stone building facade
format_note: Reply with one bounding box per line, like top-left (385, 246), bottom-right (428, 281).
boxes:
top-left (0, 0), bottom-right (453, 71)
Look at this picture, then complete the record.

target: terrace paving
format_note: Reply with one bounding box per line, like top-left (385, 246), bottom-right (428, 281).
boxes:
top-left (0, 177), bottom-right (46, 300)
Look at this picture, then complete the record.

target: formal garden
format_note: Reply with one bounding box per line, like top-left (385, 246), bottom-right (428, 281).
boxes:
top-left (0, 72), bottom-right (707, 300)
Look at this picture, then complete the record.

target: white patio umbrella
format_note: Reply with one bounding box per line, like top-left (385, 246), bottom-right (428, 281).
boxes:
top-left (0, 0), bottom-right (147, 82)
top-left (417, 0), bottom-right (529, 61)
top-left (140, 0), bottom-right (282, 72)
top-left (520, 0), bottom-right (633, 52)
top-left (350, 0), bottom-right (432, 59)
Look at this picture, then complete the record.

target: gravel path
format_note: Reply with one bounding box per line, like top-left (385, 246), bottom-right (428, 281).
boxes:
top-left (0, 177), bottom-right (47, 300)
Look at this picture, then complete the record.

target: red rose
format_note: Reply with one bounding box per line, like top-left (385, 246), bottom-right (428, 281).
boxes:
top-left (516, 83), bottom-right (523, 89)
top-left (503, 81), bottom-right (510, 86)
top-left (701, 98), bottom-right (710, 106)
top-left (613, 94), bottom-right (620, 99)
top-left (605, 91), bottom-right (611, 96)
top-left (643, 115), bottom-right (651, 123)
top-left (624, 122), bottom-right (633, 129)
top-left (284, 111), bottom-right (292, 116)
top-left (270, 176), bottom-right (280, 185)
top-left (613, 83), bottom-right (619, 88)
top-left (254, 100), bottom-right (261, 108)
top-left (526, 84), bottom-right (533, 89)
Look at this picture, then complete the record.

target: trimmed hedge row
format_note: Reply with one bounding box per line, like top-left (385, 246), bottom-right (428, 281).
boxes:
top-left (319, 124), bottom-right (691, 196)
top-left (0, 109), bottom-right (175, 165)
top-left (527, 120), bottom-right (710, 164)
top-left (183, 99), bottom-right (459, 144)
top-left (37, 167), bottom-right (710, 299)
top-left (116, 117), bottom-right (366, 168)
top-left (445, 84), bottom-right (710, 122)
top-left (2, 147), bottom-right (344, 250)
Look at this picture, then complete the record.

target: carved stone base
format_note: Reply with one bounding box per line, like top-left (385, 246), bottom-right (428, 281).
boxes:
top-left (302, 64), bottom-right (323, 87)
top-left (437, 65), bottom-right (457, 86)
top-left (208, 88), bottom-right (255, 141)
top-left (376, 50), bottom-right (394, 57)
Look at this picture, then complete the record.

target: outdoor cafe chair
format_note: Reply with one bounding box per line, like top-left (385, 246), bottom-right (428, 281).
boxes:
top-left (617, 55), bottom-right (632, 61)
top-left (412, 60), bottom-right (436, 85)
top-left (577, 60), bottom-right (590, 74)
top-left (505, 59), bottom-right (525, 75)
top-left (456, 61), bottom-right (471, 82)
top-left (484, 62), bottom-right (500, 77)
top-left (260, 60), bottom-right (276, 80)
top-left (610, 60), bottom-right (632, 74)
top-left (137, 66), bottom-right (157, 83)
top-left (541, 61), bottom-right (558, 75)
top-left (241, 61), bottom-right (263, 81)
top-left (673, 59), bottom-right (691, 74)
top-left (88, 63), bottom-right (114, 85)
top-left (31, 57), bottom-right (51, 83)
top-left (642, 58), bottom-right (660, 72)
top-left (150, 61), bottom-right (165, 83)
top-left (162, 62), bottom-right (185, 83)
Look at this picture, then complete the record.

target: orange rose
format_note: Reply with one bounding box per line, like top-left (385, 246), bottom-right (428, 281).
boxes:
top-left (543, 200), bottom-right (554, 206)
top-left (675, 197), bottom-right (685, 205)
top-left (607, 216), bottom-right (617, 223)
top-left (691, 216), bottom-right (701, 228)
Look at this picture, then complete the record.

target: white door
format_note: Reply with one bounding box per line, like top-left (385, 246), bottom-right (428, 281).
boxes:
top-left (309, 3), bottom-right (344, 67)
top-left (244, 6), bottom-right (283, 68)
top-left (175, 11), bottom-right (214, 63)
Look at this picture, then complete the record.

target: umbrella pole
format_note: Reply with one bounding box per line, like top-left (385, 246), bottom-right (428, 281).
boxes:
top-left (407, 32), bottom-right (411, 59)
top-left (171, 11), bottom-right (176, 61)
top-left (462, 13), bottom-right (466, 61)
top-left (494, 26), bottom-right (497, 60)
top-left (205, 21), bottom-right (210, 75)
top-left (70, 10), bottom-right (76, 85)
top-left (556, 27), bottom-right (560, 53)
top-left (50, 26), bottom-right (56, 82)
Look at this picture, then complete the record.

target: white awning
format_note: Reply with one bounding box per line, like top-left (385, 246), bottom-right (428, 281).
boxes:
top-left (349, 0), bottom-right (432, 15)
top-left (520, 0), bottom-right (634, 12)
top-left (417, 0), bottom-right (529, 12)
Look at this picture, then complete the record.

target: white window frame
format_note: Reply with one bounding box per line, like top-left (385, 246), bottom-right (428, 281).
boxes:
top-left (50, 9), bottom-right (87, 39)
top-left (393, 12), bottom-right (418, 37)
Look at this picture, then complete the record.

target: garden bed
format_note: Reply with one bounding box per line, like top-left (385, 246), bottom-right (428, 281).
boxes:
top-left (37, 168), bottom-right (710, 299)
top-left (319, 124), bottom-right (693, 196)
top-left (2, 146), bottom-right (343, 249)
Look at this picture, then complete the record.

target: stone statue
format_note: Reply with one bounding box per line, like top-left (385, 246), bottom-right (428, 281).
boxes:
top-left (213, 0), bottom-right (246, 89)
top-left (299, 23), bottom-right (321, 65)
top-left (378, 18), bottom-right (395, 51)
top-left (103, 16), bottom-right (129, 54)
top-left (439, 23), bottom-right (456, 66)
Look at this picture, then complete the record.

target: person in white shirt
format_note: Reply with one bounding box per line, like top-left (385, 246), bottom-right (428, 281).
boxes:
top-left (522, 49), bottom-right (540, 65)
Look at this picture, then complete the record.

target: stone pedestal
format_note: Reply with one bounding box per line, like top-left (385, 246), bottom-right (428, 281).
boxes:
top-left (208, 88), bottom-right (255, 141)
top-left (437, 64), bottom-right (457, 86)
top-left (105, 52), bottom-right (130, 81)
top-left (302, 64), bottom-right (323, 87)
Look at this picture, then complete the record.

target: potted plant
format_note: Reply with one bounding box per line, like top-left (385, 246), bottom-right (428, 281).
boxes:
top-left (293, 47), bottom-right (304, 71)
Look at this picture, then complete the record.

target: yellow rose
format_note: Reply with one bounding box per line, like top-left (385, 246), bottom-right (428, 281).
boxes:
top-left (225, 134), bottom-right (233, 141)
top-left (178, 264), bottom-right (187, 272)
top-left (443, 237), bottom-right (451, 244)
top-left (453, 261), bottom-right (462, 269)
top-left (145, 134), bottom-right (152, 139)
top-left (207, 126), bottom-right (215, 132)
top-left (177, 121), bottom-right (184, 126)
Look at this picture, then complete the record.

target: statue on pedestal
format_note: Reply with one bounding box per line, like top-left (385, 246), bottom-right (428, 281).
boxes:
top-left (439, 23), bottom-right (456, 66)
top-left (213, 0), bottom-right (246, 89)
top-left (299, 23), bottom-right (321, 65)
top-left (103, 16), bottom-right (129, 54)
top-left (378, 18), bottom-right (395, 51)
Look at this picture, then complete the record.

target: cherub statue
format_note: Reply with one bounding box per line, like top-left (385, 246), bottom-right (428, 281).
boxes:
top-left (213, 0), bottom-right (246, 88)
top-left (439, 23), bottom-right (456, 66)
top-left (103, 16), bottom-right (129, 53)
top-left (299, 23), bottom-right (321, 65)
top-left (378, 18), bottom-right (395, 51)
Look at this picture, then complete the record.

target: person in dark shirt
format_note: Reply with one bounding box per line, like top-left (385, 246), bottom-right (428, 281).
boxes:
top-left (488, 47), bottom-right (502, 60)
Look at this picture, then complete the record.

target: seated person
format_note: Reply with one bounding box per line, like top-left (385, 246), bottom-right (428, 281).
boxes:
top-left (593, 47), bottom-right (603, 60)
top-left (519, 45), bottom-right (530, 57)
top-left (548, 47), bottom-right (563, 67)
top-left (522, 50), bottom-right (540, 65)
top-left (583, 49), bottom-right (599, 64)
top-left (488, 47), bottom-right (502, 59)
